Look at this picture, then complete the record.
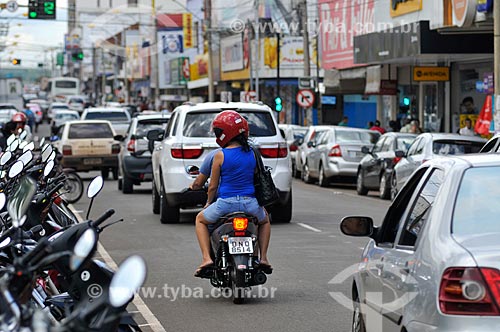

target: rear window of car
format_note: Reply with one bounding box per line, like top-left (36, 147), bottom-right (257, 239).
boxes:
top-left (453, 167), bottom-right (500, 236)
top-left (433, 140), bottom-right (483, 155)
top-left (68, 123), bottom-right (113, 139)
top-left (136, 119), bottom-right (169, 138)
top-left (53, 105), bottom-right (69, 109)
top-left (84, 111), bottom-right (129, 122)
top-left (183, 111), bottom-right (277, 137)
top-left (70, 98), bottom-right (84, 104)
top-left (56, 113), bottom-right (79, 120)
top-left (335, 130), bottom-right (379, 144)
top-left (0, 105), bottom-right (16, 110)
top-left (397, 137), bottom-right (416, 152)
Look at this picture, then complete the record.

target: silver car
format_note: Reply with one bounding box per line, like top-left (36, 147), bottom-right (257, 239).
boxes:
top-left (294, 125), bottom-right (332, 180)
top-left (278, 124), bottom-right (307, 178)
top-left (81, 108), bottom-right (131, 136)
top-left (301, 126), bottom-right (380, 186)
top-left (341, 154), bottom-right (500, 332)
top-left (392, 133), bottom-right (485, 198)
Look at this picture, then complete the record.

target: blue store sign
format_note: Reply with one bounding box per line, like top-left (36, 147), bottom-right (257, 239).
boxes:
top-left (477, 0), bottom-right (493, 13)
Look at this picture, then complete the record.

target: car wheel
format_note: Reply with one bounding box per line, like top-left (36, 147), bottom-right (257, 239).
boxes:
top-left (318, 163), bottom-right (329, 187)
top-left (270, 190), bottom-right (292, 223)
top-left (122, 176), bottom-right (133, 194)
top-left (101, 168), bottom-right (109, 180)
top-left (302, 161), bottom-right (313, 184)
top-left (352, 292), bottom-right (366, 332)
top-left (152, 179), bottom-right (160, 215)
top-left (160, 180), bottom-right (180, 224)
top-left (379, 173), bottom-right (391, 200)
top-left (293, 161), bottom-right (302, 179)
top-left (391, 173), bottom-right (398, 201)
top-left (356, 170), bottom-right (368, 196)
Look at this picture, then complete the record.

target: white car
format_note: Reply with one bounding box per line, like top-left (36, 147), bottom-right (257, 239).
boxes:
top-left (148, 102), bottom-right (292, 224)
top-left (81, 108), bottom-right (131, 136)
top-left (50, 110), bottom-right (80, 134)
top-left (66, 95), bottom-right (86, 113)
top-left (53, 120), bottom-right (121, 179)
top-left (48, 102), bottom-right (70, 120)
top-left (278, 124), bottom-right (308, 178)
top-left (0, 104), bottom-right (18, 124)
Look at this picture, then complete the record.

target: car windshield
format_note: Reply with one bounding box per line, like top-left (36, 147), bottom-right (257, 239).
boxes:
top-left (70, 98), bottom-right (84, 104)
top-left (433, 140), bottom-right (483, 155)
top-left (136, 120), bottom-right (169, 138)
top-left (85, 111), bottom-right (129, 122)
top-left (335, 130), bottom-right (380, 144)
top-left (68, 123), bottom-right (113, 139)
top-left (53, 105), bottom-right (69, 109)
top-left (397, 137), bottom-right (416, 152)
top-left (56, 113), bottom-right (79, 120)
top-left (183, 110), bottom-right (277, 137)
top-left (453, 166), bottom-right (500, 236)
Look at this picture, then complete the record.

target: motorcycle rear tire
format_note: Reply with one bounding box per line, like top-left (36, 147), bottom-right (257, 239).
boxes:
top-left (62, 171), bottom-right (84, 204)
top-left (231, 267), bottom-right (246, 304)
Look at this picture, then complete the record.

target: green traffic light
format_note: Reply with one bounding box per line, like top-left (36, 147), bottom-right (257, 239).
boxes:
top-left (403, 97), bottom-right (411, 106)
top-left (29, 12), bottom-right (37, 18)
top-left (275, 96), bottom-right (283, 112)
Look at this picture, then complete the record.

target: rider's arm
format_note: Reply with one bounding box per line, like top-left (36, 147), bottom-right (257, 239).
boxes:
top-left (190, 173), bottom-right (208, 190)
top-left (206, 151), bottom-right (223, 206)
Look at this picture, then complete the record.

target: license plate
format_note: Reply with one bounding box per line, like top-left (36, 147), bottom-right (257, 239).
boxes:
top-left (83, 158), bottom-right (102, 165)
top-left (228, 237), bottom-right (253, 255)
top-left (349, 151), bottom-right (363, 157)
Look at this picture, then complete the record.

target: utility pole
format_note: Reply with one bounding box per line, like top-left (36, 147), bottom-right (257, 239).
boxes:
top-left (152, 0), bottom-right (160, 108)
top-left (92, 44), bottom-right (97, 104)
top-left (255, 0), bottom-right (260, 100)
top-left (248, 19), bottom-right (253, 92)
top-left (301, 0), bottom-right (311, 125)
top-left (205, 0), bottom-right (214, 101)
top-left (495, 0), bottom-right (500, 129)
top-left (276, 32), bottom-right (280, 122)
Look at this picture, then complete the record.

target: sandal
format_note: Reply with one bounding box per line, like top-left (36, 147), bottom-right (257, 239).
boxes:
top-left (258, 263), bottom-right (273, 275)
top-left (194, 263), bottom-right (214, 278)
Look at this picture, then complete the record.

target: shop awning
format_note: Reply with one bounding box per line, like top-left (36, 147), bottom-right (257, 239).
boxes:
top-left (354, 21), bottom-right (493, 65)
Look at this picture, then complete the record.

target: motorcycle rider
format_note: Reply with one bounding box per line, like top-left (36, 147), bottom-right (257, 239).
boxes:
top-left (194, 110), bottom-right (271, 276)
top-left (12, 112), bottom-right (33, 142)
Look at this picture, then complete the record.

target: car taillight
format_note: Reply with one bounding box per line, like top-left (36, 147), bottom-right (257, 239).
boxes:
top-left (171, 144), bottom-right (203, 159)
top-left (62, 145), bottom-right (72, 156)
top-left (328, 144), bottom-right (342, 157)
top-left (112, 144), bottom-right (121, 154)
top-left (393, 157), bottom-right (402, 165)
top-left (232, 217), bottom-right (248, 231)
top-left (439, 267), bottom-right (500, 316)
top-left (289, 144), bottom-right (298, 152)
top-left (127, 139), bottom-right (136, 153)
top-left (260, 143), bottom-right (288, 158)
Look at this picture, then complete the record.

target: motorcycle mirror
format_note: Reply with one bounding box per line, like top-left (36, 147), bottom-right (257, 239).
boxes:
top-left (8, 139), bottom-right (19, 152)
top-left (19, 141), bottom-right (28, 150)
top-left (70, 229), bottom-right (97, 271)
top-left (8, 177), bottom-right (36, 228)
top-left (19, 130), bottom-right (27, 141)
top-left (0, 151), bottom-right (12, 166)
top-left (47, 151), bottom-right (56, 162)
top-left (23, 142), bottom-right (35, 152)
top-left (18, 151), bottom-right (33, 166)
top-left (109, 255), bottom-right (147, 308)
top-left (44, 160), bottom-right (55, 177)
top-left (87, 176), bottom-right (104, 199)
top-left (0, 171), bottom-right (5, 179)
top-left (41, 145), bottom-right (53, 163)
top-left (39, 137), bottom-right (45, 148)
top-left (0, 237), bottom-right (11, 249)
top-left (0, 193), bottom-right (6, 211)
top-left (8, 160), bottom-right (24, 179)
top-left (6, 134), bottom-right (15, 146)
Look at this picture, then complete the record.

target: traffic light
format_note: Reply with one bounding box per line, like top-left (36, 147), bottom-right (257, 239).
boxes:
top-left (28, 0), bottom-right (56, 20)
top-left (11, 59), bottom-right (21, 65)
top-left (403, 97), bottom-right (411, 106)
top-left (72, 49), bottom-right (84, 61)
top-left (274, 96), bottom-right (283, 112)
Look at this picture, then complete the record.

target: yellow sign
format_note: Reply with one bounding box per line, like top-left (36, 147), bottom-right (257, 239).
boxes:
top-left (183, 13), bottom-right (193, 49)
top-left (413, 67), bottom-right (450, 82)
top-left (390, 0), bottom-right (422, 17)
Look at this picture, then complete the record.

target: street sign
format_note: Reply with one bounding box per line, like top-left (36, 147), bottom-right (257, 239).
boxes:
top-left (240, 90), bottom-right (257, 102)
top-left (298, 77), bottom-right (315, 90)
top-left (296, 89), bottom-right (315, 108)
top-left (6, 1), bottom-right (18, 12)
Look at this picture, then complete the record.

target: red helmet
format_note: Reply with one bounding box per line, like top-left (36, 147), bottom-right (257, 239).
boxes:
top-left (12, 112), bottom-right (27, 123)
top-left (212, 110), bottom-right (249, 147)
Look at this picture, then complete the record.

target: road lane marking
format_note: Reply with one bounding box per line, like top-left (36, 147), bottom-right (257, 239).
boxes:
top-left (297, 223), bottom-right (322, 233)
top-left (69, 204), bottom-right (167, 332)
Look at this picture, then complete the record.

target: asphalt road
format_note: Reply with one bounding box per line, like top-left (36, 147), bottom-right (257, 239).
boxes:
top-left (71, 172), bottom-right (390, 332)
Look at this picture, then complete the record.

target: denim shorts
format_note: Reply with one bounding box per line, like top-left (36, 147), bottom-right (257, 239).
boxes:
top-left (203, 196), bottom-right (267, 223)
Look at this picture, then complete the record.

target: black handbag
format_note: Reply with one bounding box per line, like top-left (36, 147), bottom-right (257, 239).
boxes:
top-left (252, 147), bottom-right (280, 206)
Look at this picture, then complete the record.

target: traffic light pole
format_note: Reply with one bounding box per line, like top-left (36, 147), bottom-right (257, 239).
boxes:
top-left (276, 32), bottom-right (281, 123)
top-left (495, 0), bottom-right (500, 128)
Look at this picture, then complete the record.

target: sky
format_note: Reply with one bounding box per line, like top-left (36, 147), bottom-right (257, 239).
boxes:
top-left (0, 0), bottom-right (68, 68)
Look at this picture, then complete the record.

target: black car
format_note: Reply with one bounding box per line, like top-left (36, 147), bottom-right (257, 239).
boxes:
top-left (117, 114), bottom-right (171, 193)
top-left (356, 132), bottom-right (417, 199)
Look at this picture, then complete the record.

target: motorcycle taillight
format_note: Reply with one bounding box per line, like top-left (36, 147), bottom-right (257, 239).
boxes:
top-left (232, 217), bottom-right (248, 231)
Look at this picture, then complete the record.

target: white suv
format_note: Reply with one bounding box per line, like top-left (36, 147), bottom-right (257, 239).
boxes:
top-left (149, 102), bottom-right (292, 224)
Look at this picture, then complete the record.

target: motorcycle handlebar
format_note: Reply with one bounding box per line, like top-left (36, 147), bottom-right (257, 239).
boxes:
top-left (90, 209), bottom-right (115, 228)
top-left (48, 182), bottom-right (65, 197)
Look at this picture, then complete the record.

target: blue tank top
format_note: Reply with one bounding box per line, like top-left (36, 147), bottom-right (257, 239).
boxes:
top-left (218, 147), bottom-right (256, 199)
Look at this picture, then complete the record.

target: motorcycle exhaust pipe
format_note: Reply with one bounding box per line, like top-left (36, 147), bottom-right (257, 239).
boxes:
top-left (254, 272), bottom-right (267, 285)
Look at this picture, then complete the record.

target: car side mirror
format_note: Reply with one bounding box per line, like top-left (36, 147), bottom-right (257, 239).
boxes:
top-left (114, 135), bottom-right (125, 142)
top-left (361, 146), bottom-right (371, 154)
top-left (50, 136), bottom-right (60, 142)
top-left (340, 216), bottom-right (374, 237)
top-left (146, 129), bottom-right (164, 142)
top-left (395, 150), bottom-right (405, 158)
top-left (307, 141), bottom-right (315, 148)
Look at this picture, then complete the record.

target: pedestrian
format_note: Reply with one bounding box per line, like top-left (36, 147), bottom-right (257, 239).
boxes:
top-left (387, 120), bottom-right (399, 132)
top-left (338, 116), bottom-right (349, 127)
top-left (23, 106), bottom-right (35, 132)
top-left (409, 119), bottom-right (423, 134)
top-left (459, 118), bottom-right (475, 136)
top-left (366, 121), bottom-right (374, 129)
top-left (370, 120), bottom-right (386, 134)
top-left (400, 118), bottom-right (412, 133)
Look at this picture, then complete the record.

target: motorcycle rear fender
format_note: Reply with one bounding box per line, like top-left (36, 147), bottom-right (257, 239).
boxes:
top-left (231, 254), bottom-right (252, 271)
